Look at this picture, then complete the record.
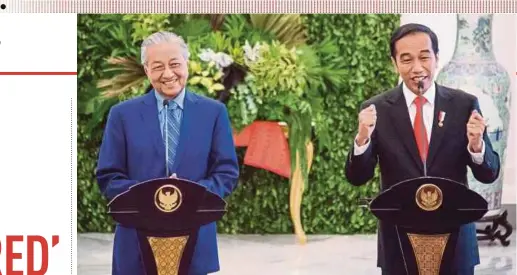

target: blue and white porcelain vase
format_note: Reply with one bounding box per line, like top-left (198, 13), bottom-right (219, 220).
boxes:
top-left (436, 14), bottom-right (511, 217)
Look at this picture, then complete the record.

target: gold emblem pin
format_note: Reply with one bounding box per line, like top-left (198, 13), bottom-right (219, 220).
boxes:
top-left (415, 183), bottom-right (443, 211)
top-left (154, 184), bottom-right (182, 213)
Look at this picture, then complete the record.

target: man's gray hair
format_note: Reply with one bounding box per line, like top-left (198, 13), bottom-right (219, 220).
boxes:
top-left (140, 31), bottom-right (190, 65)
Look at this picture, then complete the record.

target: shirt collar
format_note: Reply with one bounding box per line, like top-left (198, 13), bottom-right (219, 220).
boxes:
top-left (402, 81), bottom-right (436, 108)
top-left (154, 87), bottom-right (186, 111)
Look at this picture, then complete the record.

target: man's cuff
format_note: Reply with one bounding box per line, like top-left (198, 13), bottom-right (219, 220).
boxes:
top-left (354, 134), bottom-right (370, 156)
top-left (468, 140), bottom-right (485, 165)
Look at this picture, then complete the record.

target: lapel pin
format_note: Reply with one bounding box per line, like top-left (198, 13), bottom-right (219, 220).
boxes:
top-left (438, 111), bottom-right (446, 127)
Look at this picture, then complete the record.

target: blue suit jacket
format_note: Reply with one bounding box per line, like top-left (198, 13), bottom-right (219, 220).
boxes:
top-left (96, 89), bottom-right (239, 275)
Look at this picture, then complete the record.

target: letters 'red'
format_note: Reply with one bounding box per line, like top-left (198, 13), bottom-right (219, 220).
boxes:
top-left (0, 235), bottom-right (59, 275)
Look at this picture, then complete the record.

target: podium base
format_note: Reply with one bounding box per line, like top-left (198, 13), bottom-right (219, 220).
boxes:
top-left (476, 209), bottom-right (513, 247)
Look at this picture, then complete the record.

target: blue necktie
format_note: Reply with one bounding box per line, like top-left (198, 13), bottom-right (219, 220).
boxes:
top-left (166, 101), bottom-right (181, 174)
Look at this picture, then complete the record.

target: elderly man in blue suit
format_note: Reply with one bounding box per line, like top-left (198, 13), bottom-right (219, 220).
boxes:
top-left (96, 31), bottom-right (240, 275)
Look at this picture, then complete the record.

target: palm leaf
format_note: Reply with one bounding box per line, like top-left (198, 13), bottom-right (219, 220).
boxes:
top-left (97, 56), bottom-right (146, 98)
top-left (249, 14), bottom-right (307, 47)
top-left (208, 14), bottom-right (226, 30)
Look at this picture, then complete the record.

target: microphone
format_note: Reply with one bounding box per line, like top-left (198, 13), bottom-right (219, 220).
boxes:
top-left (163, 100), bottom-right (170, 177)
top-left (417, 80), bottom-right (424, 96)
top-left (417, 80), bottom-right (427, 176)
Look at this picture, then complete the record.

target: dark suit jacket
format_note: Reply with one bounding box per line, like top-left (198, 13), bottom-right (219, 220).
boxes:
top-left (96, 89), bottom-right (239, 275)
top-left (345, 83), bottom-right (500, 273)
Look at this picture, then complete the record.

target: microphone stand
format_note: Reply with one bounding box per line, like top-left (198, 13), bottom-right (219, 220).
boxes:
top-left (163, 100), bottom-right (170, 177)
top-left (417, 81), bottom-right (427, 177)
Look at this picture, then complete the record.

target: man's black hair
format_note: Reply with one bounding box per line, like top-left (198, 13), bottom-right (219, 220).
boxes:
top-left (390, 23), bottom-right (439, 59)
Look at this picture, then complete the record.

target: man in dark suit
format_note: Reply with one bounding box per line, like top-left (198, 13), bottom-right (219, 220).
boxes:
top-left (96, 31), bottom-right (239, 275)
top-left (345, 23), bottom-right (500, 275)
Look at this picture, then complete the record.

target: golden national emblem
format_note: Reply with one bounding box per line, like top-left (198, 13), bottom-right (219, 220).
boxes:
top-left (154, 184), bottom-right (182, 213)
top-left (415, 183), bottom-right (443, 211)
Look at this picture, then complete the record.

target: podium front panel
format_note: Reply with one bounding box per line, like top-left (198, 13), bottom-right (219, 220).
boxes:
top-left (407, 233), bottom-right (449, 274)
top-left (396, 226), bottom-right (459, 275)
top-left (138, 229), bottom-right (199, 275)
top-left (147, 236), bottom-right (189, 275)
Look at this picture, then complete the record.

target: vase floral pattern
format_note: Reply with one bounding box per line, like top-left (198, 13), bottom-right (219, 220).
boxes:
top-left (436, 14), bottom-right (511, 217)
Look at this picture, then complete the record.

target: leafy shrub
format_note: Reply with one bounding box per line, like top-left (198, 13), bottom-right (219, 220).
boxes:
top-left (77, 14), bottom-right (400, 234)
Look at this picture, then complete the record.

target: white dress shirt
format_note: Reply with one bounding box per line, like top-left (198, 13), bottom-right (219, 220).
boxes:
top-left (353, 82), bottom-right (485, 165)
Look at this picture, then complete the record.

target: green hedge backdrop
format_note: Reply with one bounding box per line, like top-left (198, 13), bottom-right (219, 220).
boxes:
top-left (77, 14), bottom-right (400, 234)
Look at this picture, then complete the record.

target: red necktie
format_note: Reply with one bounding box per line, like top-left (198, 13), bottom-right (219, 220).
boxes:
top-left (413, 96), bottom-right (428, 161)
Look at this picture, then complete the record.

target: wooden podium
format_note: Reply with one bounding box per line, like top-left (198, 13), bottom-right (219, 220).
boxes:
top-left (107, 178), bottom-right (226, 275)
top-left (368, 176), bottom-right (488, 275)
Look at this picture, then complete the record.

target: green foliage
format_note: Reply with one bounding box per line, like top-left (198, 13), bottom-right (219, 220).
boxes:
top-left (245, 41), bottom-right (307, 119)
top-left (78, 119), bottom-right (114, 232)
top-left (188, 60), bottom-right (225, 95)
top-left (77, 14), bottom-right (141, 133)
top-left (219, 14), bottom-right (401, 234)
top-left (225, 75), bottom-right (260, 131)
top-left (221, 14), bottom-right (278, 47)
top-left (78, 14), bottom-right (125, 232)
top-left (122, 14), bottom-right (172, 43)
top-left (248, 14), bottom-right (307, 47)
top-left (77, 14), bottom-right (400, 234)
top-left (241, 40), bottom-right (347, 183)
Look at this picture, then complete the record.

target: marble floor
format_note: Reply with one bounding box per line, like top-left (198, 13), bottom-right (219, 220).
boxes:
top-left (78, 233), bottom-right (515, 275)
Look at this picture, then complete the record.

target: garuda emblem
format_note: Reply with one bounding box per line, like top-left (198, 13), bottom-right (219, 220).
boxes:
top-left (154, 184), bottom-right (182, 213)
top-left (415, 184), bottom-right (442, 211)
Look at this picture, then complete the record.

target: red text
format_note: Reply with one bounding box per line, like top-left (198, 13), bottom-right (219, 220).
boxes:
top-left (0, 235), bottom-right (59, 275)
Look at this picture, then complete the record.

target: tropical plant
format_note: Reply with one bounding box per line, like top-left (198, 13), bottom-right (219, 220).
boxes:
top-left (225, 75), bottom-right (260, 130)
top-left (97, 56), bottom-right (147, 98)
top-left (92, 14), bottom-right (346, 188)
top-left (77, 14), bottom-right (141, 133)
top-left (242, 39), bottom-right (348, 184)
top-left (83, 14), bottom-right (350, 239)
top-left (77, 13), bottom-right (401, 234)
top-left (249, 14), bottom-right (306, 47)
top-left (189, 61), bottom-right (224, 92)
top-left (211, 14), bottom-right (306, 48)
top-left (122, 14), bottom-right (172, 43)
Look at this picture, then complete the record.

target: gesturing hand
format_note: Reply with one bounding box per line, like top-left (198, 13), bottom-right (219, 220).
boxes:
top-left (356, 104), bottom-right (376, 146)
top-left (467, 110), bottom-right (485, 153)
